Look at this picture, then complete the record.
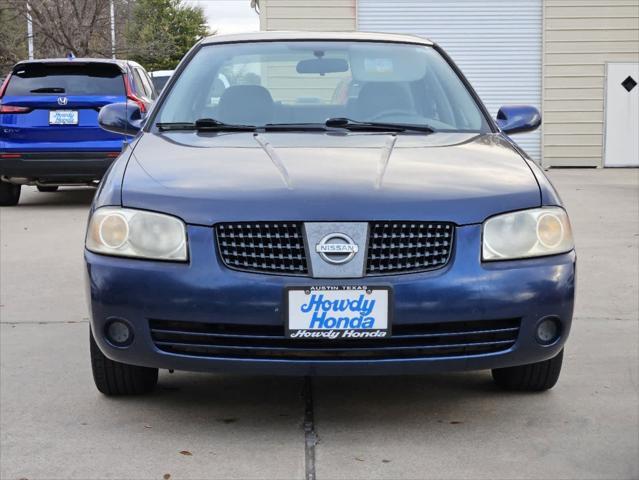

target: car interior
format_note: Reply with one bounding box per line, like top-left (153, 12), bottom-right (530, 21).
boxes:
top-left (212, 81), bottom-right (425, 126)
top-left (156, 43), bottom-right (487, 131)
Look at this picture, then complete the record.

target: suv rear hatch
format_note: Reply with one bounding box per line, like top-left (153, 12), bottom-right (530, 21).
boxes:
top-left (0, 61), bottom-right (127, 152)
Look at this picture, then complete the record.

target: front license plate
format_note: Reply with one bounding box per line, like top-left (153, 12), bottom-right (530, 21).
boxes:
top-left (287, 286), bottom-right (390, 339)
top-left (49, 110), bottom-right (78, 125)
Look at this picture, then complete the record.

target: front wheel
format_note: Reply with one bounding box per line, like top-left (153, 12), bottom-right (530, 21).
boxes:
top-left (90, 330), bottom-right (158, 396)
top-left (37, 186), bottom-right (58, 192)
top-left (492, 349), bottom-right (564, 391)
top-left (0, 181), bottom-right (21, 206)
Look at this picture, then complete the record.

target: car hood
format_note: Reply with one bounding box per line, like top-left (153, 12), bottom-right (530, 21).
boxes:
top-left (122, 131), bottom-right (540, 225)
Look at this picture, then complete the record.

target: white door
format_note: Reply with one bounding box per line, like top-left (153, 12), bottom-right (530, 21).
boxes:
top-left (604, 63), bottom-right (639, 167)
top-left (357, 0), bottom-right (542, 163)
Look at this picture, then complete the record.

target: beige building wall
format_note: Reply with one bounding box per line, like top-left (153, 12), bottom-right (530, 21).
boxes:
top-left (259, 0), bottom-right (356, 31)
top-left (543, 0), bottom-right (639, 167)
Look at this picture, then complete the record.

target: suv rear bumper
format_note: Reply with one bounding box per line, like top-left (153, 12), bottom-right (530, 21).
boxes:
top-left (0, 151), bottom-right (119, 183)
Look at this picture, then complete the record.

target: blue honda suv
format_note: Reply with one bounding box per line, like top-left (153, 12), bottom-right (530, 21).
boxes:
top-left (0, 58), bottom-right (155, 205)
top-left (86, 32), bottom-right (575, 396)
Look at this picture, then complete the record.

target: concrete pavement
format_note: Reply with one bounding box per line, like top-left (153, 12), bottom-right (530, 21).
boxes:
top-left (1, 169), bottom-right (637, 479)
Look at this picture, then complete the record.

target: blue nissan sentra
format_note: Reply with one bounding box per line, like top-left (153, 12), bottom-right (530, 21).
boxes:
top-left (86, 32), bottom-right (575, 396)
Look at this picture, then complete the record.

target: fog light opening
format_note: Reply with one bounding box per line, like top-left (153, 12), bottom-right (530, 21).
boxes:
top-left (536, 317), bottom-right (561, 345)
top-left (105, 319), bottom-right (133, 347)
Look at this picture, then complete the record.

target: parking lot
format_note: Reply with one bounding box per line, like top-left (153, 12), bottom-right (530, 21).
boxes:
top-left (1, 169), bottom-right (637, 480)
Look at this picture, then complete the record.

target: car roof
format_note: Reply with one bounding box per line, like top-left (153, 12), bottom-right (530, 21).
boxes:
top-left (11, 58), bottom-right (138, 72)
top-left (201, 31), bottom-right (434, 46)
top-left (150, 70), bottom-right (174, 77)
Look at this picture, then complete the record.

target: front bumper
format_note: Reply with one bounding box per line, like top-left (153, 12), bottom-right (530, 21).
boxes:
top-left (0, 151), bottom-right (118, 183)
top-left (85, 224), bottom-right (575, 375)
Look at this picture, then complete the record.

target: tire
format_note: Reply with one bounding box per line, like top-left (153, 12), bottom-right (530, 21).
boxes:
top-left (37, 186), bottom-right (58, 192)
top-left (0, 181), bottom-right (21, 206)
top-left (492, 349), bottom-right (564, 392)
top-left (90, 330), bottom-right (158, 396)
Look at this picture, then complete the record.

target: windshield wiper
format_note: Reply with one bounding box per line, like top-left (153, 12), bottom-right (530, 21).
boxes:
top-left (155, 122), bottom-right (196, 131)
top-left (156, 118), bottom-right (256, 132)
top-left (262, 123), bottom-right (330, 131)
top-left (156, 118), bottom-right (435, 133)
top-left (30, 87), bottom-right (65, 93)
top-left (325, 117), bottom-right (435, 133)
top-left (195, 118), bottom-right (256, 131)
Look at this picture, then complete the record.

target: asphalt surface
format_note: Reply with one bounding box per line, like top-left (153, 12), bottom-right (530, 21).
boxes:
top-left (1, 169), bottom-right (638, 480)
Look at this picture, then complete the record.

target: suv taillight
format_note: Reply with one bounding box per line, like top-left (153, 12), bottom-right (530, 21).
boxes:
top-left (0, 105), bottom-right (31, 114)
top-left (0, 74), bottom-right (11, 98)
top-left (123, 74), bottom-right (147, 113)
top-left (0, 74), bottom-right (30, 113)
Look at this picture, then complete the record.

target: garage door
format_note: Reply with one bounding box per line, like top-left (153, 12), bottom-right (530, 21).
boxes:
top-left (358, 0), bottom-right (542, 163)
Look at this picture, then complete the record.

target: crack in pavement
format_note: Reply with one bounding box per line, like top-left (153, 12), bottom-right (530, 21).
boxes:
top-left (0, 320), bottom-right (89, 325)
top-left (303, 376), bottom-right (318, 480)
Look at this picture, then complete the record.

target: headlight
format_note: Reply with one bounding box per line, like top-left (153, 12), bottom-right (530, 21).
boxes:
top-left (483, 207), bottom-right (573, 261)
top-left (86, 207), bottom-right (187, 261)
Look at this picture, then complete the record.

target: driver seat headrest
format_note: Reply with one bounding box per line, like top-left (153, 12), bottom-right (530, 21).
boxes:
top-left (218, 85), bottom-right (274, 125)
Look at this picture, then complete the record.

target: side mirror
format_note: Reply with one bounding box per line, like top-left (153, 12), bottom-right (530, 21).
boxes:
top-left (496, 105), bottom-right (541, 135)
top-left (98, 102), bottom-right (144, 137)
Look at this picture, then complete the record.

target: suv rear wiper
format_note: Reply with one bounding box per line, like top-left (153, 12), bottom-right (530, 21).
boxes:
top-left (156, 118), bottom-right (256, 132)
top-left (325, 117), bottom-right (435, 133)
top-left (30, 87), bottom-right (65, 93)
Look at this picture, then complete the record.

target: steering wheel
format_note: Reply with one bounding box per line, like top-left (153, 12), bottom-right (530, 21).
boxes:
top-left (369, 110), bottom-right (416, 122)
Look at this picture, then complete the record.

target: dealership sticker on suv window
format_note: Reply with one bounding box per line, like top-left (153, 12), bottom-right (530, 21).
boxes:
top-left (287, 286), bottom-right (390, 339)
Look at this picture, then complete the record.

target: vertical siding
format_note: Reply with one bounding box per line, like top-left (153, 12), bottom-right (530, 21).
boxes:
top-left (258, 0), bottom-right (356, 104)
top-left (357, 0), bottom-right (543, 163)
top-left (262, 57), bottom-right (351, 104)
top-left (543, 0), bottom-right (639, 167)
top-left (259, 0), bottom-right (356, 31)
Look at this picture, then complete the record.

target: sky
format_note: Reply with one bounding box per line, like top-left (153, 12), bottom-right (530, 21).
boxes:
top-left (185, 0), bottom-right (260, 35)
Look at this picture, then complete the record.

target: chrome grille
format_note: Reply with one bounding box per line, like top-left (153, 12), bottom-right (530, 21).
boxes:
top-left (150, 318), bottom-right (520, 360)
top-left (216, 222), bottom-right (308, 275)
top-left (366, 222), bottom-right (454, 274)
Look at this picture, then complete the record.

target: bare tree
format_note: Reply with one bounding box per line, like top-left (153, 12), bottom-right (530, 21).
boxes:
top-left (5, 0), bottom-right (133, 60)
top-left (0, 2), bottom-right (28, 72)
top-left (0, 0), bottom-right (205, 72)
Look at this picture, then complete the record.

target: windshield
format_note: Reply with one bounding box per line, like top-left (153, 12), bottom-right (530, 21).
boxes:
top-left (155, 41), bottom-right (489, 132)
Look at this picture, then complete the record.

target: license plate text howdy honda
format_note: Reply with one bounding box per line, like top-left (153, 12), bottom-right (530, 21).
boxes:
top-left (287, 286), bottom-right (390, 339)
